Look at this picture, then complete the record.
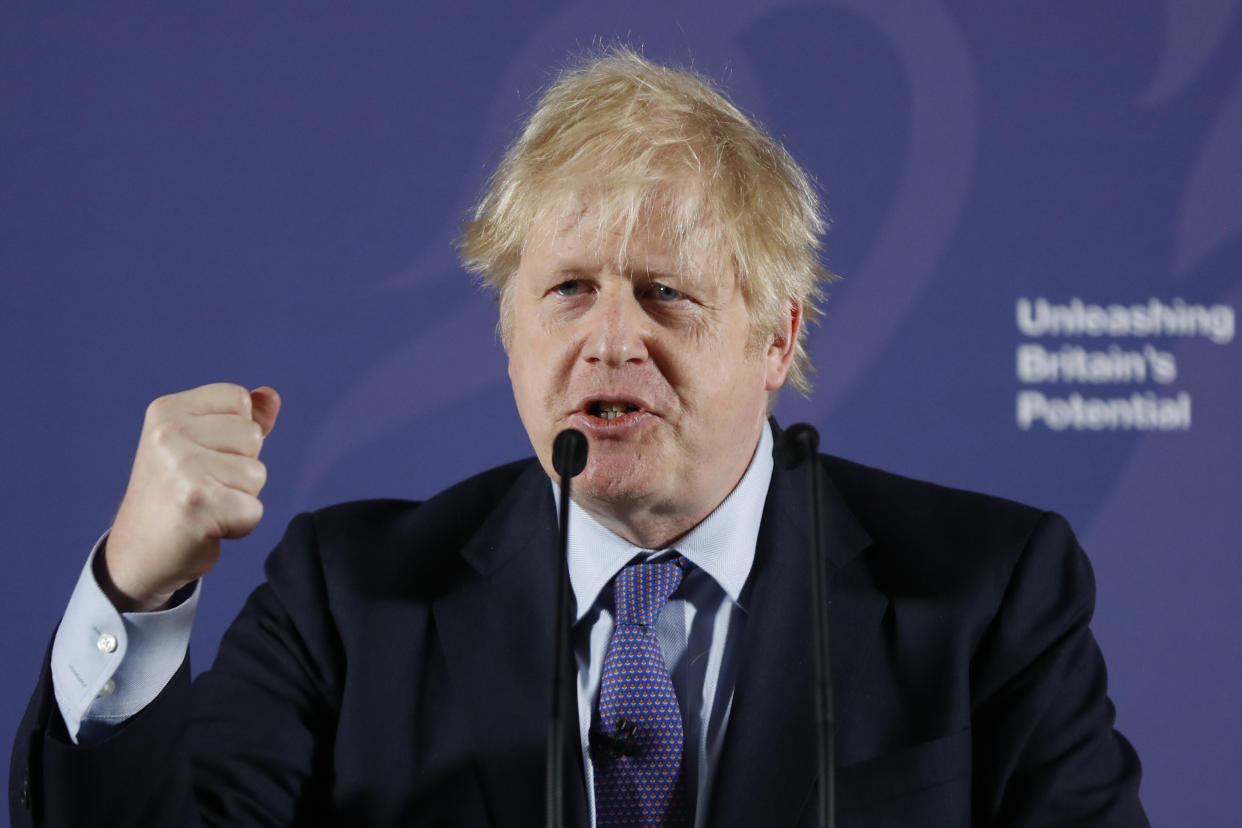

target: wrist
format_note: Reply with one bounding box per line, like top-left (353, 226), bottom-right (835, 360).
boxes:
top-left (95, 540), bottom-right (174, 613)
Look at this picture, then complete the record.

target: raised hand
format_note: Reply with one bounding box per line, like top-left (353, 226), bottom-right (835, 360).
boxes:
top-left (102, 383), bottom-right (281, 612)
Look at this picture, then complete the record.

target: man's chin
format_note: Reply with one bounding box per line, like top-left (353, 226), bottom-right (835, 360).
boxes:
top-left (574, 470), bottom-right (654, 506)
top-left (570, 455), bottom-right (667, 510)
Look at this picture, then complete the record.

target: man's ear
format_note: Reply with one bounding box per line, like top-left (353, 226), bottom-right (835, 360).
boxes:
top-left (764, 300), bottom-right (801, 391)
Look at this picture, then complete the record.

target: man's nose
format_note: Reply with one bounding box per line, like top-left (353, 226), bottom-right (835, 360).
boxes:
top-left (583, 287), bottom-right (650, 366)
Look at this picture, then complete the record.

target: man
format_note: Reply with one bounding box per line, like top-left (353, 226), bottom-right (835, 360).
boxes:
top-left (11, 48), bottom-right (1147, 826)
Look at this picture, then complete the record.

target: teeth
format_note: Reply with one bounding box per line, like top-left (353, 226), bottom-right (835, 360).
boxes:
top-left (595, 402), bottom-right (635, 420)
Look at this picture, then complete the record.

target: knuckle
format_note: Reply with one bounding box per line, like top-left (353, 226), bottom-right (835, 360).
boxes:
top-left (145, 394), bottom-right (174, 423)
top-left (175, 478), bottom-right (211, 514)
top-left (234, 458), bottom-right (267, 495)
top-left (248, 496), bottom-right (265, 525)
top-left (224, 495), bottom-right (264, 539)
top-left (229, 384), bottom-right (253, 416)
top-left (170, 460), bottom-right (214, 509)
top-left (250, 460), bottom-right (269, 490)
top-left (148, 419), bottom-right (180, 447)
top-left (245, 421), bottom-right (265, 455)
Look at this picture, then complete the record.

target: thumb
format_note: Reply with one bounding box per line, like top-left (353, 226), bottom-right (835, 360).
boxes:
top-left (249, 386), bottom-right (282, 436)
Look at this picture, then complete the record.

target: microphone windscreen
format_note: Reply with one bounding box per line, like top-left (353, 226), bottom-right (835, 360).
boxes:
top-left (552, 429), bottom-right (589, 479)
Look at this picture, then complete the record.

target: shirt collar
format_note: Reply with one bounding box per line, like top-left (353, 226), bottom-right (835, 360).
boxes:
top-left (556, 422), bottom-right (774, 621)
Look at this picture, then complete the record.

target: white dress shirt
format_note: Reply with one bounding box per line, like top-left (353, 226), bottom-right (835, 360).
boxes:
top-left (564, 422), bottom-right (772, 827)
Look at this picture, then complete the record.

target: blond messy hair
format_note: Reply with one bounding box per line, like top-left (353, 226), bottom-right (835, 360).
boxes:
top-left (458, 46), bottom-right (830, 394)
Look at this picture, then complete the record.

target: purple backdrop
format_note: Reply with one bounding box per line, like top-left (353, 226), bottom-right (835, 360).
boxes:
top-left (3, 3), bottom-right (1240, 824)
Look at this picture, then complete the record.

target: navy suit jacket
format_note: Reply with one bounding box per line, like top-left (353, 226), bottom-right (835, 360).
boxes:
top-left (11, 451), bottom-right (1148, 826)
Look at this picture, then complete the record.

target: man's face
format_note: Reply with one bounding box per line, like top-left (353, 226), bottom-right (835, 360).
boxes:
top-left (506, 204), bottom-right (797, 547)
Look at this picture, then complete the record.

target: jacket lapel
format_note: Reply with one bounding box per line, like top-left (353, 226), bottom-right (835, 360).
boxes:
top-left (429, 446), bottom-right (888, 826)
top-left (431, 463), bottom-right (590, 828)
top-left (708, 456), bottom-right (886, 826)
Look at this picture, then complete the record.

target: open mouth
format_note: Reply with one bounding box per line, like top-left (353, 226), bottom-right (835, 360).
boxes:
top-left (587, 400), bottom-right (641, 421)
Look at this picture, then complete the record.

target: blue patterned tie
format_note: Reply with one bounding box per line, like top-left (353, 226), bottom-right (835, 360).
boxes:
top-left (592, 557), bottom-right (688, 827)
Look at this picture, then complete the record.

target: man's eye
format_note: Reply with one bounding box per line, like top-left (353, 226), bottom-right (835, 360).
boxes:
top-left (652, 283), bottom-right (686, 302)
top-left (554, 280), bottom-right (582, 296)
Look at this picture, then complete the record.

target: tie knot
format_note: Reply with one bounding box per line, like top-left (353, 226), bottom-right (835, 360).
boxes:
top-left (614, 557), bottom-right (683, 627)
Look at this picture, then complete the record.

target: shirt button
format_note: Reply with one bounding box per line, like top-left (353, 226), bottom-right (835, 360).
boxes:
top-left (96, 632), bottom-right (118, 654)
top-left (99, 679), bottom-right (116, 697)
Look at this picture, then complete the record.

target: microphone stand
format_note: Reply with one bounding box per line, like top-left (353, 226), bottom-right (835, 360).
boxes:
top-left (547, 429), bottom-right (588, 828)
top-left (776, 423), bottom-right (835, 828)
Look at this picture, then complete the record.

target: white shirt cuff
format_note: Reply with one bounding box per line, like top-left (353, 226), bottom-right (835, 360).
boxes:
top-left (50, 532), bottom-right (199, 744)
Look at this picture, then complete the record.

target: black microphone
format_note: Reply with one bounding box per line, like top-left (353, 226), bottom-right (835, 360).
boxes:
top-left (547, 428), bottom-right (588, 828)
top-left (774, 423), bottom-right (835, 828)
top-left (588, 718), bottom-right (642, 760)
top-left (774, 422), bottom-right (818, 470)
top-left (552, 429), bottom-right (589, 479)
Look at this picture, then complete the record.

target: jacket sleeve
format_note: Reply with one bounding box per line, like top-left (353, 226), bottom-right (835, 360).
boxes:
top-left (10, 645), bottom-right (202, 828)
top-left (970, 511), bottom-right (1149, 827)
top-left (9, 511), bottom-right (343, 828)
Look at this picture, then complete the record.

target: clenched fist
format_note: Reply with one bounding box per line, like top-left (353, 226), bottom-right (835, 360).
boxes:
top-left (102, 383), bottom-right (281, 612)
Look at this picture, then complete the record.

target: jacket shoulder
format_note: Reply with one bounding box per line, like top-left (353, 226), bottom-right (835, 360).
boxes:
top-left (821, 453), bottom-right (1052, 548)
top-left (817, 453), bottom-right (1078, 600)
top-left (307, 457), bottom-right (539, 540)
top-left (265, 457), bottom-right (546, 600)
